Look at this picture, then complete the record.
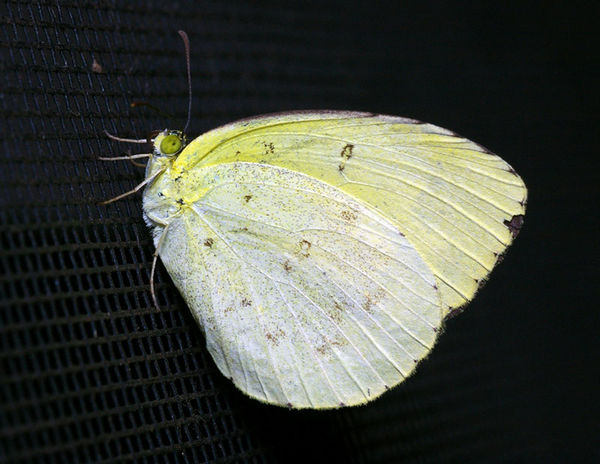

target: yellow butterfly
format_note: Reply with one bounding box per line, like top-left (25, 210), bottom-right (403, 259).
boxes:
top-left (102, 32), bottom-right (526, 409)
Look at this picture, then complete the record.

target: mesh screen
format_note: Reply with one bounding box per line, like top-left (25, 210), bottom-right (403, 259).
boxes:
top-left (1, 1), bottom-right (590, 463)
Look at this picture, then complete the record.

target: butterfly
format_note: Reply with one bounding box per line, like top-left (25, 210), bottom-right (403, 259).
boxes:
top-left (101, 31), bottom-right (527, 409)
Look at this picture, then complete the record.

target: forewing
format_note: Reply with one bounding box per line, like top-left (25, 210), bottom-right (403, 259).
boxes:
top-left (174, 111), bottom-right (527, 315)
top-left (158, 162), bottom-right (441, 408)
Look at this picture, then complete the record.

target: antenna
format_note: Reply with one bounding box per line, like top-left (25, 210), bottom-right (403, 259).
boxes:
top-left (178, 30), bottom-right (193, 134)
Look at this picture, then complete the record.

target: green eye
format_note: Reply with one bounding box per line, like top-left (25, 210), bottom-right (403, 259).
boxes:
top-left (160, 134), bottom-right (182, 155)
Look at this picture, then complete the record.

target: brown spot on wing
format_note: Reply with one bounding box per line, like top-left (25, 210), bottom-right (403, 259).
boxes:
top-left (265, 328), bottom-right (285, 346)
top-left (446, 305), bottom-right (467, 319)
top-left (243, 194), bottom-right (253, 203)
top-left (283, 260), bottom-right (292, 272)
top-left (298, 239), bottom-right (312, 257)
top-left (241, 297), bottom-right (252, 307)
top-left (341, 143), bottom-right (354, 159)
top-left (494, 251), bottom-right (505, 264)
top-left (327, 301), bottom-right (345, 323)
top-left (204, 238), bottom-right (214, 247)
top-left (363, 288), bottom-right (386, 314)
top-left (338, 143), bottom-right (354, 171)
top-left (340, 209), bottom-right (357, 222)
top-left (315, 344), bottom-right (328, 355)
top-left (262, 141), bottom-right (275, 155)
top-left (503, 214), bottom-right (525, 238)
top-left (364, 295), bottom-right (373, 313)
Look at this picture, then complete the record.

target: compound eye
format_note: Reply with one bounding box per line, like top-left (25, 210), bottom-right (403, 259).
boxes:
top-left (160, 134), bottom-right (182, 155)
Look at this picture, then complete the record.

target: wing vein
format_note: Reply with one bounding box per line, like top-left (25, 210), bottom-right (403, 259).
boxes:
top-left (228, 130), bottom-right (524, 198)
top-left (190, 204), bottom-right (342, 404)
top-left (187, 208), bottom-right (290, 404)
top-left (312, 260), bottom-right (423, 374)
top-left (200, 202), bottom-right (438, 305)
top-left (306, 238), bottom-right (437, 343)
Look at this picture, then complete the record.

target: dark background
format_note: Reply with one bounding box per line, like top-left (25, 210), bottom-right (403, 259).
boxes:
top-left (1, 1), bottom-right (597, 463)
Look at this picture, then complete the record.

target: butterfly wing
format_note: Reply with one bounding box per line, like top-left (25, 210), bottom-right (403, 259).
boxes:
top-left (153, 162), bottom-right (441, 408)
top-left (173, 111), bottom-right (527, 316)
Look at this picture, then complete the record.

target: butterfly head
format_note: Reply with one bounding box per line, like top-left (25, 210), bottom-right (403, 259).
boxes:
top-left (152, 130), bottom-right (187, 158)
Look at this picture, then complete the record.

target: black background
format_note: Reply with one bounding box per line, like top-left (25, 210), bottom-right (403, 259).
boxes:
top-left (1, 1), bottom-right (597, 463)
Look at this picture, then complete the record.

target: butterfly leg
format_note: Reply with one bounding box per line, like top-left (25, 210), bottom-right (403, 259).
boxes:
top-left (99, 168), bottom-right (165, 205)
top-left (149, 221), bottom-right (171, 311)
top-left (98, 152), bottom-right (151, 163)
